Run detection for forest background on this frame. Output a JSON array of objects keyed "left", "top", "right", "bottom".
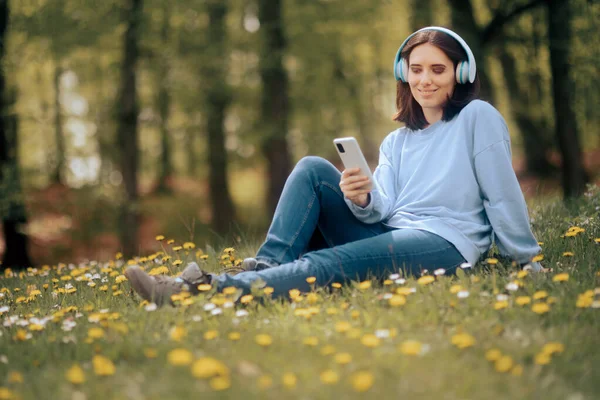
[{"left": 0, "top": 0, "right": 598, "bottom": 268}]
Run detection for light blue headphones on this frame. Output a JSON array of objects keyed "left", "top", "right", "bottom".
[{"left": 393, "top": 26, "right": 477, "bottom": 84}]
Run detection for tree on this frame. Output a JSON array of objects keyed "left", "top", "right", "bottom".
[
  {"left": 203, "top": 0, "right": 236, "bottom": 235},
  {"left": 154, "top": 4, "right": 173, "bottom": 194},
  {"left": 0, "top": 0, "right": 31, "bottom": 269},
  {"left": 546, "top": 0, "right": 589, "bottom": 198},
  {"left": 116, "top": 0, "right": 143, "bottom": 257},
  {"left": 496, "top": 14, "right": 557, "bottom": 177},
  {"left": 258, "top": 0, "right": 292, "bottom": 216}
]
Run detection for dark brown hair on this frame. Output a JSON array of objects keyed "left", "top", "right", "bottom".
[{"left": 392, "top": 30, "right": 480, "bottom": 131}]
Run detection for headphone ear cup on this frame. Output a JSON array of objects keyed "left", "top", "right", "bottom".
[
  {"left": 455, "top": 61, "right": 469, "bottom": 84},
  {"left": 398, "top": 58, "right": 408, "bottom": 82}
]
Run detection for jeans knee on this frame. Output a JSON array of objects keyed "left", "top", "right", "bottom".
[{"left": 295, "top": 156, "right": 337, "bottom": 178}]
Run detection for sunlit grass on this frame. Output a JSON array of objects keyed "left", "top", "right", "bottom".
[{"left": 1, "top": 185, "right": 599, "bottom": 400}]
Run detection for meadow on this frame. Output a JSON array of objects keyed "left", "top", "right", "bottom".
[{"left": 1, "top": 185, "right": 599, "bottom": 400}]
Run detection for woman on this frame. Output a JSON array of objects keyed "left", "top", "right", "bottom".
[{"left": 125, "top": 27, "right": 542, "bottom": 306}]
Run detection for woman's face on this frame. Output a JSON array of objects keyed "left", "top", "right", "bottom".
[{"left": 407, "top": 43, "right": 456, "bottom": 115}]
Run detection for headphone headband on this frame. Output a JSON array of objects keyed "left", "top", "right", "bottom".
[{"left": 393, "top": 26, "right": 477, "bottom": 83}]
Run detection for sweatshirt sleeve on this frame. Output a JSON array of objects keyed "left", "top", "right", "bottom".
[
  {"left": 344, "top": 134, "right": 397, "bottom": 224},
  {"left": 473, "top": 116, "right": 541, "bottom": 264}
]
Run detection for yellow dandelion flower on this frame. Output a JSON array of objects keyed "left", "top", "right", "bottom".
[
  {"left": 87, "top": 327, "right": 105, "bottom": 340},
  {"left": 170, "top": 326, "right": 187, "bottom": 342},
  {"left": 183, "top": 242, "right": 195, "bottom": 250},
  {"left": 494, "top": 301, "right": 509, "bottom": 310},
  {"left": 577, "top": 293, "right": 593, "bottom": 308},
  {"left": 320, "top": 345, "right": 336, "bottom": 356},
  {"left": 358, "top": 281, "right": 372, "bottom": 290},
  {"left": 288, "top": 289, "right": 301, "bottom": 299},
  {"left": 552, "top": 273, "right": 569, "bottom": 282},
  {"left": 449, "top": 285, "right": 463, "bottom": 294},
  {"left": 396, "top": 287, "right": 415, "bottom": 295},
  {"left": 191, "top": 357, "right": 229, "bottom": 379},
  {"left": 7, "top": 371, "right": 23, "bottom": 384},
  {"left": 383, "top": 279, "right": 393, "bottom": 285},
  {"left": 144, "top": 348, "right": 158, "bottom": 358},
  {"left": 210, "top": 375, "right": 231, "bottom": 391},
  {"left": 335, "top": 321, "right": 352, "bottom": 333},
  {"left": 115, "top": 252, "right": 123, "bottom": 260},
  {"left": 223, "top": 287, "right": 237, "bottom": 295},
  {"left": 112, "top": 290, "right": 123, "bottom": 296},
  {"left": 486, "top": 258, "right": 499, "bottom": 265},
  {"left": 399, "top": 340, "right": 422, "bottom": 356},
  {"left": 417, "top": 275, "right": 435, "bottom": 285},
  {"left": 257, "top": 375, "right": 273, "bottom": 389},
  {"left": 517, "top": 271, "right": 529, "bottom": 279},
  {"left": 562, "top": 251, "right": 574, "bottom": 257},
  {"left": 516, "top": 296, "right": 531, "bottom": 306},
  {"left": 535, "top": 352, "right": 551, "bottom": 365},
  {"left": 282, "top": 372, "right": 297, "bottom": 389},
  {"left": 331, "top": 282, "right": 342, "bottom": 289},
  {"left": 351, "top": 371, "right": 374, "bottom": 392},
  {"left": 532, "top": 255, "right": 544, "bottom": 262},
  {"left": 334, "top": 352, "right": 352, "bottom": 364},
  {"left": 155, "top": 235, "right": 165, "bottom": 241},
  {"left": 306, "top": 276, "right": 316, "bottom": 284},
  {"left": 255, "top": 334, "right": 273, "bottom": 347},
  {"left": 14, "top": 329, "right": 28, "bottom": 341},
  {"left": 511, "top": 364, "right": 523, "bottom": 376},
  {"left": 66, "top": 364, "right": 86, "bottom": 384},
  {"left": 495, "top": 355, "right": 513, "bottom": 373},
  {"left": 197, "top": 284, "right": 212, "bottom": 291},
  {"left": 228, "top": 332, "right": 241, "bottom": 341},
  {"left": 167, "top": 239, "right": 175, "bottom": 244},
  {"left": 172, "top": 246, "right": 183, "bottom": 252},
  {"left": 351, "top": 310, "right": 361, "bottom": 319},
  {"left": 533, "top": 291, "right": 548, "bottom": 300},
  {"left": 485, "top": 349, "right": 502, "bottom": 361},
  {"left": 451, "top": 333, "right": 476, "bottom": 349},
  {"left": 388, "top": 294, "right": 406, "bottom": 307},
  {"left": 240, "top": 294, "right": 253, "bottom": 304},
  {"left": 532, "top": 303, "right": 550, "bottom": 314},
  {"left": 204, "top": 330, "right": 218, "bottom": 340},
  {"left": 0, "top": 388, "right": 15, "bottom": 399},
  {"left": 542, "top": 342, "right": 564, "bottom": 355},
  {"left": 115, "top": 275, "right": 127, "bottom": 283},
  {"left": 167, "top": 348, "right": 193, "bottom": 366},
  {"left": 92, "top": 355, "right": 116, "bottom": 376},
  {"left": 360, "top": 334, "right": 380, "bottom": 348},
  {"left": 263, "top": 287, "right": 274, "bottom": 295},
  {"left": 320, "top": 369, "right": 339, "bottom": 384},
  {"left": 303, "top": 336, "right": 319, "bottom": 346},
  {"left": 173, "top": 260, "right": 183, "bottom": 266}
]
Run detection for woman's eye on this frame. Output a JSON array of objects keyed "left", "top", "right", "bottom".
[
  {"left": 433, "top": 69, "right": 445, "bottom": 74},
  {"left": 411, "top": 69, "right": 421, "bottom": 73}
]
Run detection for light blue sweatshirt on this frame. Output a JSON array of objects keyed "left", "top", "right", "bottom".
[{"left": 345, "top": 100, "right": 541, "bottom": 268}]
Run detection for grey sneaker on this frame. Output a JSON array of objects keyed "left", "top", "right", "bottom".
[
  {"left": 125, "top": 262, "right": 211, "bottom": 306},
  {"left": 241, "top": 257, "right": 279, "bottom": 271}
]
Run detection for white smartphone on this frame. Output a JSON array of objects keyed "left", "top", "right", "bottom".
[{"left": 333, "top": 137, "right": 374, "bottom": 189}]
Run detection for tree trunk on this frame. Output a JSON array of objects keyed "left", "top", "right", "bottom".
[
  {"left": 447, "top": 0, "right": 495, "bottom": 102},
  {"left": 0, "top": 0, "right": 32, "bottom": 268},
  {"left": 116, "top": 0, "right": 143, "bottom": 257},
  {"left": 155, "top": 5, "right": 172, "bottom": 194},
  {"left": 204, "top": 1, "right": 236, "bottom": 235},
  {"left": 546, "top": 0, "right": 589, "bottom": 198},
  {"left": 410, "top": 0, "right": 433, "bottom": 30},
  {"left": 258, "top": 0, "right": 292, "bottom": 216},
  {"left": 52, "top": 62, "right": 65, "bottom": 185}
]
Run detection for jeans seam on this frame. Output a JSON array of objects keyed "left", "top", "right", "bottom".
[
  {"left": 267, "top": 245, "right": 459, "bottom": 285},
  {"left": 274, "top": 191, "right": 317, "bottom": 264}
]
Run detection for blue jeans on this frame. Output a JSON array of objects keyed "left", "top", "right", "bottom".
[{"left": 211, "top": 156, "right": 466, "bottom": 298}]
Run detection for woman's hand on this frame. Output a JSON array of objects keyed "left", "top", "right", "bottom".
[{"left": 340, "top": 167, "right": 372, "bottom": 207}]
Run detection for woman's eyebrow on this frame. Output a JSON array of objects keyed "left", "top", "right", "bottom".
[{"left": 409, "top": 63, "right": 447, "bottom": 67}]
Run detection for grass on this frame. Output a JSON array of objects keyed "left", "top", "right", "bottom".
[{"left": 1, "top": 185, "right": 599, "bottom": 400}]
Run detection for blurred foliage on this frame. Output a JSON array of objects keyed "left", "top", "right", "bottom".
[{"left": 2, "top": 0, "right": 599, "bottom": 264}]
